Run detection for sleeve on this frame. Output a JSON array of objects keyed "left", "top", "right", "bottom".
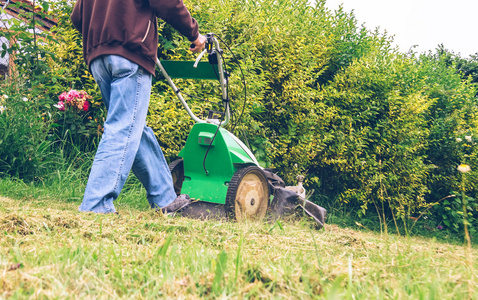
[
  {"left": 148, "top": 0, "right": 199, "bottom": 41},
  {"left": 70, "top": 0, "right": 83, "bottom": 33}
]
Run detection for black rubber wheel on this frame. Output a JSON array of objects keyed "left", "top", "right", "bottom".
[
  {"left": 168, "top": 158, "right": 184, "bottom": 196},
  {"left": 225, "top": 166, "right": 270, "bottom": 221}
]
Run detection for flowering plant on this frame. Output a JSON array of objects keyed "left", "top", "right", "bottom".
[
  {"left": 54, "top": 90, "right": 91, "bottom": 112},
  {"left": 51, "top": 87, "right": 104, "bottom": 151}
]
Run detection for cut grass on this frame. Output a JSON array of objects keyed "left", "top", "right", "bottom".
[{"left": 1, "top": 193, "right": 477, "bottom": 299}]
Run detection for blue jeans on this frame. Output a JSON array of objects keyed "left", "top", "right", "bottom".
[{"left": 79, "top": 55, "right": 176, "bottom": 214}]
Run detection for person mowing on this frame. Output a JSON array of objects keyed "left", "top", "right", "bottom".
[{"left": 70, "top": 0, "right": 206, "bottom": 214}]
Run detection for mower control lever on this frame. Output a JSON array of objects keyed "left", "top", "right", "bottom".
[
  {"left": 193, "top": 49, "right": 207, "bottom": 68},
  {"left": 193, "top": 33, "right": 217, "bottom": 68}
]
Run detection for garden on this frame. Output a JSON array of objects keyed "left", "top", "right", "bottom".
[{"left": 1, "top": 0, "right": 477, "bottom": 298}]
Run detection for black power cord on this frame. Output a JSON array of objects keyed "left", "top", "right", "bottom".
[
  {"left": 214, "top": 35, "right": 248, "bottom": 133},
  {"left": 202, "top": 101, "right": 227, "bottom": 175},
  {"left": 198, "top": 34, "right": 248, "bottom": 175}
]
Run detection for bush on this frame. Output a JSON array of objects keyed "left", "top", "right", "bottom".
[
  {"left": 419, "top": 52, "right": 478, "bottom": 202},
  {"left": 0, "top": 0, "right": 101, "bottom": 177},
  {"left": 434, "top": 192, "right": 478, "bottom": 237},
  {"left": 0, "top": 89, "right": 54, "bottom": 180},
  {"left": 313, "top": 49, "right": 433, "bottom": 217}
]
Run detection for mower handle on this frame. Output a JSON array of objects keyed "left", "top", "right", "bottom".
[{"left": 156, "top": 33, "right": 230, "bottom": 126}]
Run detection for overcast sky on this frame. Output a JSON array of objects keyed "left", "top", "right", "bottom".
[{"left": 323, "top": 0, "right": 478, "bottom": 57}]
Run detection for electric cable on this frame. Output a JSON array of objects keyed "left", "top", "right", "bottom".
[
  {"left": 201, "top": 36, "right": 228, "bottom": 175},
  {"left": 202, "top": 101, "right": 227, "bottom": 175},
  {"left": 198, "top": 35, "right": 247, "bottom": 174},
  {"left": 215, "top": 35, "right": 248, "bottom": 132}
]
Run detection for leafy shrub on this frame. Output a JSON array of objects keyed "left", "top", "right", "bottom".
[
  {"left": 419, "top": 51, "right": 478, "bottom": 205},
  {"left": 0, "top": 89, "right": 54, "bottom": 180},
  {"left": 434, "top": 192, "right": 478, "bottom": 237},
  {"left": 0, "top": 0, "right": 102, "bottom": 176},
  {"left": 314, "top": 49, "right": 433, "bottom": 217},
  {"left": 3, "top": 0, "right": 105, "bottom": 153}
]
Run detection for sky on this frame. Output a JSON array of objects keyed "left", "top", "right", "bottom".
[{"left": 323, "top": 0, "right": 478, "bottom": 57}]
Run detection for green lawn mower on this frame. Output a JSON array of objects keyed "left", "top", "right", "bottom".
[{"left": 156, "top": 34, "right": 326, "bottom": 227}]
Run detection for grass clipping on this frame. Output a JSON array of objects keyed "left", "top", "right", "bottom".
[{"left": 0, "top": 196, "right": 477, "bottom": 299}]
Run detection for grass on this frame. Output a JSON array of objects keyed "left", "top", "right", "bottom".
[
  {"left": 1, "top": 178, "right": 477, "bottom": 299},
  {"left": 325, "top": 205, "right": 470, "bottom": 246}
]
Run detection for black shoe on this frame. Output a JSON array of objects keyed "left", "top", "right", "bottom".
[{"left": 161, "top": 194, "right": 191, "bottom": 214}]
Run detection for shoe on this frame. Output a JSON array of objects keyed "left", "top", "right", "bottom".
[{"left": 161, "top": 194, "right": 191, "bottom": 214}]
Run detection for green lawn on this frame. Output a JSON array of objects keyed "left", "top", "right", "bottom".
[{"left": 1, "top": 195, "right": 476, "bottom": 299}]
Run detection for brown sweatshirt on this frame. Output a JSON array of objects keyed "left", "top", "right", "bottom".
[{"left": 70, "top": 0, "right": 199, "bottom": 75}]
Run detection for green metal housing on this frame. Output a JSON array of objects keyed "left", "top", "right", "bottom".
[{"left": 178, "top": 122, "right": 257, "bottom": 204}]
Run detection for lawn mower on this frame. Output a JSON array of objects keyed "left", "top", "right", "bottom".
[{"left": 156, "top": 33, "right": 326, "bottom": 227}]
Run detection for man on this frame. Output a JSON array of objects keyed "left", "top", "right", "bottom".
[{"left": 71, "top": 0, "right": 206, "bottom": 214}]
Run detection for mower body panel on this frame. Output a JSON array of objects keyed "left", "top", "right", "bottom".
[{"left": 179, "top": 122, "right": 257, "bottom": 204}]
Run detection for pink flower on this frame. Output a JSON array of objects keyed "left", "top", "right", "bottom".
[
  {"left": 58, "top": 92, "right": 67, "bottom": 101},
  {"left": 82, "top": 101, "right": 90, "bottom": 112},
  {"left": 66, "top": 90, "right": 80, "bottom": 101},
  {"left": 54, "top": 101, "right": 65, "bottom": 111}
]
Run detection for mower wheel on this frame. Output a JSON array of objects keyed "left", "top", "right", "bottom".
[
  {"left": 225, "top": 166, "right": 270, "bottom": 221},
  {"left": 168, "top": 159, "right": 184, "bottom": 196}
]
